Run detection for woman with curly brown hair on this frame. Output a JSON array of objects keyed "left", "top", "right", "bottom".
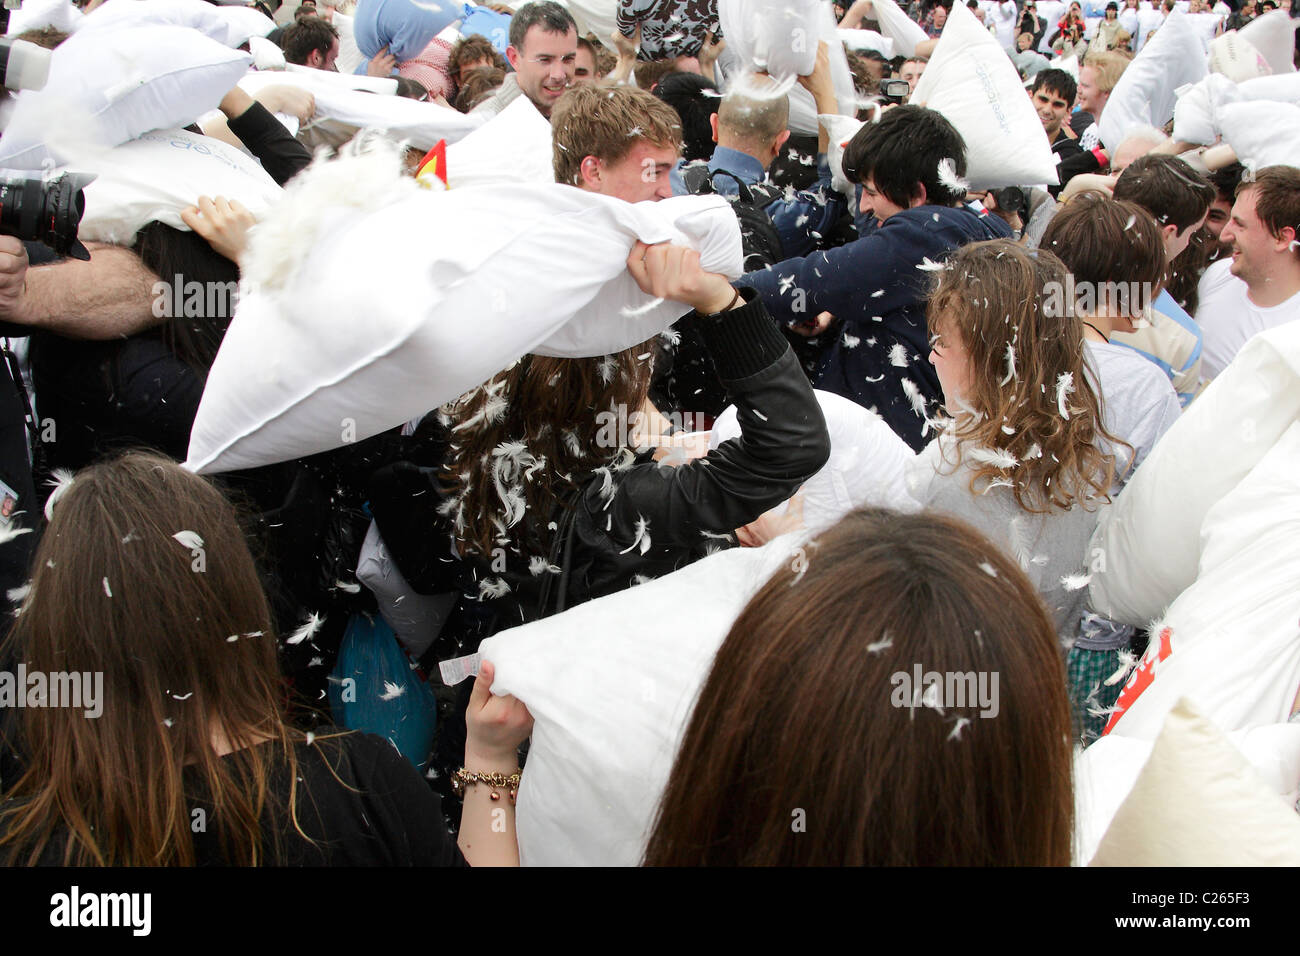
[{"left": 912, "top": 238, "right": 1120, "bottom": 641}]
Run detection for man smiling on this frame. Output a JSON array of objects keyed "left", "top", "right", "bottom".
[{"left": 474, "top": 2, "right": 578, "bottom": 118}]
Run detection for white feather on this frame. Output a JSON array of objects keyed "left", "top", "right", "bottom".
[
  {"left": 1103, "top": 648, "right": 1138, "bottom": 686},
  {"left": 478, "top": 577, "right": 511, "bottom": 599},
  {"left": 44, "top": 468, "right": 76, "bottom": 521},
  {"left": 379, "top": 681, "right": 406, "bottom": 701},
  {"left": 102, "top": 577, "right": 112, "bottom": 598},
  {"left": 900, "top": 378, "right": 928, "bottom": 418},
  {"left": 172, "top": 530, "right": 204, "bottom": 550},
  {"left": 888, "top": 343, "right": 910, "bottom": 367},
  {"left": 286, "top": 611, "right": 324, "bottom": 645},
  {"left": 1056, "top": 372, "right": 1074, "bottom": 420},
  {"left": 1060, "top": 571, "right": 1093, "bottom": 591},
  {"left": 999, "top": 342, "right": 1017, "bottom": 386},
  {"left": 936, "top": 157, "right": 969, "bottom": 195},
  {"left": 619, "top": 516, "right": 651, "bottom": 555},
  {"left": 967, "top": 446, "right": 1019, "bottom": 470},
  {"left": 0, "top": 517, "right": 32, "bottom": 546},
  {"left": 915, "top": 257, "right": 946, "bottom": 272}
]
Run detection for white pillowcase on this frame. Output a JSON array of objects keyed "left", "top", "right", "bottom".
[
  {"left": 836, "top": 28, "right": 895, "bottom": 58},
  {"left": 1099, "top": 12, "right": 1208, "bottom": 154},
  {"left": 820, "top": 112, "right": 864, "bottom": 199},
  {"left": 911, "top": 3, "right": 1059, "bottom": 188},
  {"left": 73, "top": 127, "right": 282, "bottom": 245},
  {"left": 445, "top": 95, "right": 553, "bottom": 188},
  {"left": 5, "top": 0, "right": 82, "bottom": 34},
  {"left": 185, "top": 143, "right": 743, "bottom": 474},
  {"left": 870, "top": 0, "right": 930, "bottom": 59},
  {"left": 1238, "top": 8, "right": 1297, "bottom": 75},
  {"left": 0, "top": 24, "right": 251, "bottom": 170}
]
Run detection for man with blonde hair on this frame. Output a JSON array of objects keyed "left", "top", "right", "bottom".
[{"left": 551, "top": 84, "right": 682, "bottom": 202}]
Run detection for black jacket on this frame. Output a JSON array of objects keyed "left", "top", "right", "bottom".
[{"left": 372, "top": 291, "right": 831, "bottom": 650}]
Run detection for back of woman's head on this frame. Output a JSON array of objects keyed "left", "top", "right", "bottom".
[
  {"left": 928, "top": 238, "right": 1116, "bottom": 512},
  {"left": 644, "top": 508, "right": 1074, "bottom": 866},
  {"left": 1, "top": 453, "right": 291, "bottom": 865}
]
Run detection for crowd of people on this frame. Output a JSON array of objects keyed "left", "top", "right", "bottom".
[{"left": 0, "top": 0, "right": 1296, "bottom": 868}]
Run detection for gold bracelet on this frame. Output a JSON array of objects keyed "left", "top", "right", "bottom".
[{"left": 451, "top": 767, "right": 521, "bottom": 804}]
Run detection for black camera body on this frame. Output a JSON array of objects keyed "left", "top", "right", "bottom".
[{"left": 0, "top": 172, "right": 94, "bottom": 260}]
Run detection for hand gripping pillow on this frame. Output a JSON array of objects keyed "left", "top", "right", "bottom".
[
  {"left": 0, "top": 24, "right": 251, "bottom": 171},
  {"left": 1238, "top": 8, "right": 1296, "bottom": 75},
  {"left": 73, "top": 127, "right": 282, "bottom": 245},
  {"left": 1087, "top": 701, "right": 1300, "bottom": 866},
  {"left": 185, "top": 143, "right": 743, "bottom": 474},
  {"left": 1097, "top": 421, "right": 1300, "bottom": 740},
  {"left": 911, "top": 3, "right": 1059, "bottom": 188},
  {"left": 477, "top": 536, "right": 807, "bottom": 866},
  {"left": 711, "top": 389, "right": 918, "bottom": 531},
  {"left": 445, "top": 94, "right": 554, "bottom": 188},
  {"left": 238, "top": 70, "right": 482, "bottom": 152},
  {"left": 1089, "top": 298, "right": 1300, "bottom": 626},
  {"left": 76, "top": 0, "right": 275, "bottom": 46},
  {"left": 870, "top": 0, "right": 930, "bottom": 59},
  {"left": 1098, "top": 12, "right": 1208, "bottom": 154},
  {"left": 719, "top": 0, "right": 858, "bottom": 136}
]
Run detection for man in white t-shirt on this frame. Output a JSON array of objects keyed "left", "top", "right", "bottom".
[{"left": 1195, "top": 166, "right": 1300, "bottom": 380}]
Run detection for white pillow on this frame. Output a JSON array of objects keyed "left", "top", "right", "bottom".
[
  {"left": 1089, "top": 700, "right": 1300, "bottom": 866},
  {"left": 870, "top": 0, "right": 930, "bottom": 59},
  {"left": 1172, "top": 71, "right": 1240, "bottom": 145},
  {"left": 1075, "top": 719, "right": 1300, "bottom": 864},
  {"left": 1208, "top": 31, "right": 1273, "bottom": 83},
  {"left": 1134, "top": 8, "right": 1165, "bottom": 53},
  {"left": 238, "top": 70, "right": 483, "bottom": 152},
  {"left": 551, "top": 0, "right": 619, "bottom": 43},
  {"left": 1215, "top": 99, "right": 1300, "bottom": 171},
  {"left": 719, "top": 0, "right": 858, "bottom": 136},
  {"left": 185, "top": 143, "right": 743, "bottom": 474},
  {"left": 0, "top": 24, "right": 251, "bottom": 171},
  {"left": 1050, "top": 53, "right": 1080, "bottom": 79},
  {"left": 248, "top": 35, "right": 287, "bottom": 72},
  {"left": 836, "top": 28, "right": 895, "bottom": 58},
  {"left": 820, "top": 112, "right": 865, "bottom": 198},
  {"left": 480, "top": 535, "right": 806, "bottom": 865},
  {"left": 1099, "top": 12, "right": 1208, "bottom": 154},
  {"left": 1089, "top": 320, "right": 1300, "bottom": 626},
  {"left": 72, "top": 127, "right": 282, "bottom": 245},
  {"left": 911, "top": 3, "right": 1059, "bottom": 188},
  {"left": 76, "top": 0, "right": 275, "bottom": 46},
  {"left": 1099, "top": 421, "right": 1300, "bottom": 740},
  {"left": 5, "top": 0, "right": 82, "bottom": 35},
  {"left": 1238, "top": 8, "right": 1297, "bottom": 75},
  {"left": 445, "top": 94, "right": 553, "bottom": 189},
  {"left": 712, "top": 389, "right": 918, "bottom": 531}
]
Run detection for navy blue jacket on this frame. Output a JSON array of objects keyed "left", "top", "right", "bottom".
[{"left": 744, "top": 203, "right": 1012, "bottom": 451}]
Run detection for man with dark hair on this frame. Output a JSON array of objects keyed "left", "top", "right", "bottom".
[
  {"left": 652, "top": 72, "right": 718, "bottom": 163},
  {"left": 1196, "top": 165, "right": 1300, "bottom": 379},
  {"left": 743, "top": 106, "right": 1012, "bottom": 451},
  {"left": 280, "top": 16, "right": 340, "bottom": 71},
  {"left": 474, "top": 1, "right": 577, "bottom": 118},
  {"left": 1028, "top": 68, "right": 1103, "bottom": 196},
  {"left": 1205, "top": 162, "right": 1246, "bottom": 253},
  {"left": 1111, "top": 154, "right": 1216, "bottom": 404}
]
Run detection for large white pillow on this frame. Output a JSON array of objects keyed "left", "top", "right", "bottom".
[
  {"left": 1239, "top": 8, "right": 1297, "bottom": 75},
  {"left": 1215, "top": 100, "right": 1300, "bottom": 171},
  {"left": 238, "top": 69, "right": 481, "bottom": 152},
  {"left": 1088, "top": 700, "right": 1300, "bottom": 866},
  {"left": 444, "top": 94, "right": 553, "bottom": 188},
  {"left": 76, "top": 0, "right": 275, "bottom": 46},
  {"left": 1097, "top": 421, "right": 1300, "bottom": 740},
  {"left": 836, "top": 28, "right": 895, "bottom": 58},
  {"left": 185, "top": 143, "right": 743, "bottom": 474},
  {"left": 1089, "top": 320, "right": 1300, "bottom": 625},
  {"left": 1098, "top": 12, "right": 1207, "bottom": 154},
  {"left": 73, "top": 127, "right": 282, "bottom": 245},
  {"left": 478, "top": 535, "right": 806, "bottom": 866},
  {"left": 870, "top": 0, "right": 930, "bottom": 59},
  {"left": 712, "top": 389, "right": 918, "bottom": 531},
  {"left": 0, "top": 24, "right": 251, "bottom": 170},
  {"left": 911, "top": 3, "right": 1059, "bottom": 188}
]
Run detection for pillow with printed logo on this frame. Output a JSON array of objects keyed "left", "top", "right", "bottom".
[
  {"left": 0, "top": 24, "right": 251, "bottom": 171},
  {"left": 73, "top": 127, "right": 283, "bottom": 245},
  {"left": 1238, "top": 8, "right": 1296, "bottom": 75},
  {"left": 911, "top": 3, "right": 1059, "bottom": 188},
  {"left": 185, "top": 142, "right": 743, "bottom": 474}
]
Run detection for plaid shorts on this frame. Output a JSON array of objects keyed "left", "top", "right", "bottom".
[{"left": 1067, "top": 646, "right": 1126, "bottom": 746}]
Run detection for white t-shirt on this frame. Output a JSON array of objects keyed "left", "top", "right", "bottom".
[
  {"left": 1085, "top": 340, "right": 1181, "bottom": 490},
  {"left": 1195, "top": 259, "right": 1300, "bottom": 381}
]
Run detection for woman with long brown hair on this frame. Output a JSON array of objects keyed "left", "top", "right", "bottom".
[
  {"left": 0, "top": 452, "right": 530, "bottom": 866},
  {"left": 644, "top": 508, "right": 1074, "bottom": 866},
  {"left": 914, "top": 238, "right": 1119, "bottom": 641}
]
